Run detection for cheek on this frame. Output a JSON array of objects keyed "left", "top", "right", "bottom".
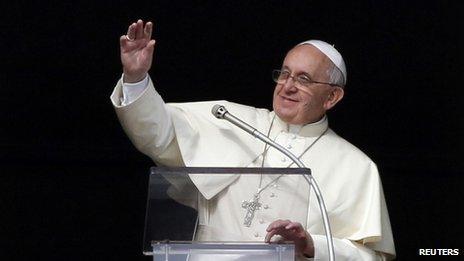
[
  {"left": 272, "top": 86, "right": 282, "bottom": 105},
  {"left": 301, "top": 92, "right": 326, "bottom": 113},
  {"left": 300, "top": 93, "right": 313, "bottom": 108},
  {"left": 273, "top": 85, "right": 282, "bottom": 96},
  {"left": 299, "top": 94, "right": 322, "bottom": 116}
]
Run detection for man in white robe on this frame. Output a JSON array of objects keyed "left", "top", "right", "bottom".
[{"left": 111, "top": 19, "right": 396, "bottom": 260}]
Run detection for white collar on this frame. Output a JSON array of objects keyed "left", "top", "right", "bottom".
[{"left": 274, "top": 114, "right": 329, "bottom": 138}]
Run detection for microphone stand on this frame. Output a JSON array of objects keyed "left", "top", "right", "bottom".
[{"left": 212, "top": 105, "right": 335, "bottom": 261}]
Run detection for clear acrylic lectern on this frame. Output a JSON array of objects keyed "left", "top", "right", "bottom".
[{"left": 143, "top": 167, "right": 312, "bottom": 261}]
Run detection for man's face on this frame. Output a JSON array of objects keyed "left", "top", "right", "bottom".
[{"left": 273, "top": 45, "right": 340, "bottom": 125}]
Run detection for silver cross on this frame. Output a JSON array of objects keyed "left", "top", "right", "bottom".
[{"left": 241, "top": 193, "right": 261, "bottom": 227}]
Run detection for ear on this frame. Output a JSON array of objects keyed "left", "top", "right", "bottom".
[{"left": 324, "top": 87, "right": 344, "bottom": 110}]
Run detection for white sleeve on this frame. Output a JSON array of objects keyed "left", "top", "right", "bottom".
[
  {"left": 121, "top": 74, "right": 149, "bottom": 106},
  {"left": 305, "top": 235, "right": 388, "bottom": 261},
  {"left": 110, "top": 76, "right": 178, "bottom": 162}
]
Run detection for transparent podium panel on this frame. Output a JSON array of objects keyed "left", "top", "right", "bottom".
[
  {"left": 151, "top": 241, "right": 294, "bottom": 261},
  {"left": 143, "top": 167, "right": 311, "bottom": 260}
]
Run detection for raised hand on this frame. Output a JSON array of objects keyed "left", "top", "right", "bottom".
[
  {"left": 265, "top": 219, "right": 315, "bottom": 257},
  {"left": 120, "top": 19, "right": 156, "bottom": 83}
]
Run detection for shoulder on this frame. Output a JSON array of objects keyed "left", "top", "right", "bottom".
[
  {"left": 324, "top": 128, "right": 376, "bottom": 167},
  {"left": 314, "top": 129, "right": 381, "bottom": 192},
  {"left": 168, "top": 100, "right": 269, "bottom": 114},
  {"left": 167, "top": 100, "right": 271, "bottom": 126}
]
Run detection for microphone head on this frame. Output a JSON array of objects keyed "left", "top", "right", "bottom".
[{"left": 212, "top": 104, "right": 227, "bottom": 119}]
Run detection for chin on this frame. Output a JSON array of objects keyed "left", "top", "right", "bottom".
[{"left": 274, "top": 107, "right": 297, "bottom": 123}]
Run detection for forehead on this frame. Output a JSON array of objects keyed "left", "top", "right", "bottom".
[{"left": 282, "top": 45, "right": 331, "bottom": 76}]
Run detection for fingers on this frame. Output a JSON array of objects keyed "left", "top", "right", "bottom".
[
  {"left": 126, "top": 22, "right": 137, "bottom": 41},
  {"left": 265, "top": 219, "right": 291, "bottom": 242},
  {"left": 120, "top": 35, "right": 127, "bottom": 46},
  {"left": 265, "top": 220, "right": 305, "bottom": 242},
  {"left": 124, "top": 19, "right": 153, "bottom": 42},
  {"left": 264, "top": 219, "right": 313, "bottom": 256},
  {"left": 266, "top": 219, "right": 291, "bottom": 232},
  {"left": 285, "top": 222, "right": 304, "bottom": 231},
  {"left": 135, "top": 19, "right": 144, "bottom": 40},
  {"left": 144, "top": 39, "right": 156, "bottom": 59},
  {"left": 265, "top": 229, "right": 278, "bottom": 243},
  {"left": 144, "top": 21, "right": 153, "bottom": 40}
]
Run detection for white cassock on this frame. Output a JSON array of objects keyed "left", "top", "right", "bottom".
[{"left": 111, "top": 76, "right": 396, "bottom": 260}]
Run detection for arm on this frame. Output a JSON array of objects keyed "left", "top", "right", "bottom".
[
  {"left": 112, "top": 21, "right": 250, "bottom": 198},
  {"left": 111, "top": 19, "right": 183, "bottom": 166}
]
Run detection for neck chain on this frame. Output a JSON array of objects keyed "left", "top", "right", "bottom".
[{"left": 241, "top": 115, "right": 329, "bottom": 227}]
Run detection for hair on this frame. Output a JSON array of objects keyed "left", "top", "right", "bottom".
[{"left": 326, "top": 61, "right": 346, "bottom": 88}]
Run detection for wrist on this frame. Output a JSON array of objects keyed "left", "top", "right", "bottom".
[
  {"left": 302, "top": 245, "right": 315, "bottom": 258},
  {"left": 301, "top": 232, "right": 315, "bottom": 258},
  {"left": 123, "top": 72, "right": 147, "bottom": 83}
]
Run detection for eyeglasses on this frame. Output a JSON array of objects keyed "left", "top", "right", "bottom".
[{"left": 272, "top": 69, "right": 340, "bottom": 88}]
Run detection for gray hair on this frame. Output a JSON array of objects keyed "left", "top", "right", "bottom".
[
  {"left": 298, "top": 40, "right": 347, "bottom": 88},
  {"left": 327, "top": 61, "right": 346, "bottom": 88}
]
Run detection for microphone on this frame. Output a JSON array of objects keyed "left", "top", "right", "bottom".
[
  {"left": 212, "top": 105, "right": 273, "bottom": 144},
  {"left": 212, "top": 104, "right": 335, "bottom": 260}
]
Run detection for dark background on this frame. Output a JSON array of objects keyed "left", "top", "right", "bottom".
[{"left": 1, "top": 1, "right": 462, "bottom": 260}]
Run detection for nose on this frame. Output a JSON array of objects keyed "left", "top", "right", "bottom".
[{"left": 282, "top": 76, "right": 298, "bottom": 92}]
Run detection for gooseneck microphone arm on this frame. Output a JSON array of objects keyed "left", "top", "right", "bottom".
[{"left": 212, "top": 104, "right": 335, "bottom": 261}]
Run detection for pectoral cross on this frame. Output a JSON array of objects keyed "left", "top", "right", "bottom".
[{"left": 241, "top": 193, "right": 261, "bottom": 227}]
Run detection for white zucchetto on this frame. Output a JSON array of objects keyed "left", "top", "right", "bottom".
[{"left": 298, "top": 40, "right": 347, "bottom": 85}]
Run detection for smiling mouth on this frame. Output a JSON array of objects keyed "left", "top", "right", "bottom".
[{"left": 280, "top": 95, "right": 298, "bottom": 102}]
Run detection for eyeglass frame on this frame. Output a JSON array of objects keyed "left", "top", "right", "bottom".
[{"left": 272, "top": 69, "right": 342, "bottom": 88}]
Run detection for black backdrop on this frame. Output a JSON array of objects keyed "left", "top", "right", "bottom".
[{"left": 2, "top": 1, "right": 463, "bottom": 260}]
